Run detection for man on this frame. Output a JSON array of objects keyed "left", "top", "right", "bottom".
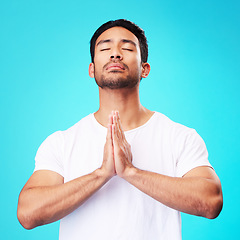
[{"left": 17, "top": 19, "right": 223, "bottom": 240}]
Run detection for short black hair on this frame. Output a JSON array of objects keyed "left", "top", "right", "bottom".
[{"left": 90, "top": 19, "right": 148, "bottom": 63}]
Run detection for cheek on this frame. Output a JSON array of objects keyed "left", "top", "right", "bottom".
[
  {"left": 93, "top": 57, "right": 104, "bottom": 69},
  {"left": 95, "top": 51, "right": 109, "bottom": 61},
  {"left": 94, "top": 56, "right": 108, "bottom": 70},
  {"left": 127, "top": 54, "right": 141, "bottom": 67},
  {"left": 129, "top": 59, "right": 142, "bottom": 72}
]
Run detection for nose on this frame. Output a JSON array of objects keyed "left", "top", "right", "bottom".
[{"left": 110, "top": 47, "right": 123, "bottom": 61}]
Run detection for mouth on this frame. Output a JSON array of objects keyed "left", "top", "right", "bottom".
[{"left": 105, "top": 63, "right": 125, "bottom": 71}]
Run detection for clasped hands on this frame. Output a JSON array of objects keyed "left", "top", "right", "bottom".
[{"left": 101, "top": 111, "right": 134, "bottom": 179}]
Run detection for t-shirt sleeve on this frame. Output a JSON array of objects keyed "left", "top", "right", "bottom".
[
  {"left": 34, "top": 131, "right": 64, "bottom": 176},
  {"left": 175, "top": 129, "right": 212, "bottom": 177}
]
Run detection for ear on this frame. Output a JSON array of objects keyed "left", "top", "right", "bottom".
[
  {"left": 141, "top": 62, "right": 151, "bottom": 78},
  {"left": 89, "top": 63, "right": 95, "bottom": 78}
]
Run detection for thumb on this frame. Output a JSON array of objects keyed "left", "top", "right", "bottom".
[{"left": 106, "top": 114, "right": 113, "bottom": 144}]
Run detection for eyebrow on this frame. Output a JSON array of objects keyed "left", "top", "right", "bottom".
[{"left": 96, "top": 39, "right": 137, "bottom": 47}]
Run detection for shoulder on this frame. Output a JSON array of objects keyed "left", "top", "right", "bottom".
[
  {"left": 39, "top": 114, "right": 94, "bottom": 146},
  {"left": 60, "top": 113, "right": 94, "bottom": 136},
  {"left": 65, "top": 114, "right": 93, "bottom": 131},
  {"left": 153, "top": 111, "right": 195, "bottom": 135},
  {"left": 152, "top": 112, "right": 205, "bottom": 149}
]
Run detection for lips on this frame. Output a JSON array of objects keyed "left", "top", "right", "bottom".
[{"left": 106, "top": 63, "right": 125, "bottom": 70}]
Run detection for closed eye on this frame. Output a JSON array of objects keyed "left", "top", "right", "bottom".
[
  {"left": 122, "top": 48, "right": 133, "bottom": 51},
  {"left": 100, "top": 48, "right": 111, "bottom": 51}
]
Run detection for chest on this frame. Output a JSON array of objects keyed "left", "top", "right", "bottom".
[{"left": 63, "top": 129, "right": 176, "bottom": 182}]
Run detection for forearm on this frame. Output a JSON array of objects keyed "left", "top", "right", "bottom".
[
  {"left": 123, "top": 167, "right": 223, "bottom": 219},
  {"left": 17, "top": 169, "right": 110, "bottom": 229}
]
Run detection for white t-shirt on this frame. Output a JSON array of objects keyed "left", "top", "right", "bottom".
[{"left": 35, "top": 112, "right": 211, "bottom": 240}]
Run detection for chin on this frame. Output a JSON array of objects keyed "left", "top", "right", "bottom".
[{"left": 96, "top": 76, "right": 140, "bottom": 90}]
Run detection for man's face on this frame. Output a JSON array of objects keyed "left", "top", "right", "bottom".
[{"left": 89, "top": 27, "right": 144, "bottom": 89}]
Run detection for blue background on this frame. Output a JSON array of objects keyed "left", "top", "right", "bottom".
[{"left": 1, "top": 0, "right": 239, "bottom": 239}]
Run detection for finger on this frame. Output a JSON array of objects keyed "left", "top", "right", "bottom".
[
  {"left": 112, "top": 124, "right": 117, "bottom": 146},
  {"left": 112, "top": 121, "right": 122, "bottom": 147},
  {"left": 115, "top": 111, "right": 126, "bottom": 141},
  {"left": 109, "top": 113, "right": 113, "bottom": 124},
  {"left": 116, "top": 112, "right": 124, "bottom": 134},
  {"left": 106, "top": 124, "right": 112, "bottom": 143},
  {"left": 113, "top": 114, "right": 121, "bottom": 140},
  {"left": 106, "top": 114, "right": 113, "bottom": 142}
]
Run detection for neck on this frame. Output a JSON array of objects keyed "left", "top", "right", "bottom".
[{"left": 94, "top": 84, "right": 154, "bottom": 131}]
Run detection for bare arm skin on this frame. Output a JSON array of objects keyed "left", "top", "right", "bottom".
[
  {"left": 17, "top": 118, "right": 116, "bottom": 230},
  {"left": 17, "top": 170, "right": 109, "bottom": 229},
  {"left": 18, "top": 112, "right": 222, "bottom": 230},
  {"left": 123, "top": 166, "right": 223, "bottom": 219},
  {"left": 112, "top": 111, "right": 223, "bottom": 219}
]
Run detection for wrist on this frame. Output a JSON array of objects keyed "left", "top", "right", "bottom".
[
  {"left": 122, "top": 166, "right": 138, "bottom": 180},
  {"left": 95, "top": 167, "right": 114, "bottom": 182}
]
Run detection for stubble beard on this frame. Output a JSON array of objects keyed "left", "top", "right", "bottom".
[
  {"left": 95, "top": 74, "right": 140, "bottom": 89},
  {"left": 94, "top": 64, "right": 141, "bottom": 89}
]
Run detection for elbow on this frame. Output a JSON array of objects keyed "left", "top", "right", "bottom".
[
  {"left": 17, "top": 201, "right": 41, "bottom": 230},
  {"left": 17, "top": 190, "right": 44, "bottom": 230},
  {"left": 17, "top": 207, "right": 37, "bottom": 230},
  {"left": 203, "top": 194, "right": 223, "bottom": 219}
]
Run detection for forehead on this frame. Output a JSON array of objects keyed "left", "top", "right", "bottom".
[{"left": 95, "top": 27, "right": 139, "bottom": 47}]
